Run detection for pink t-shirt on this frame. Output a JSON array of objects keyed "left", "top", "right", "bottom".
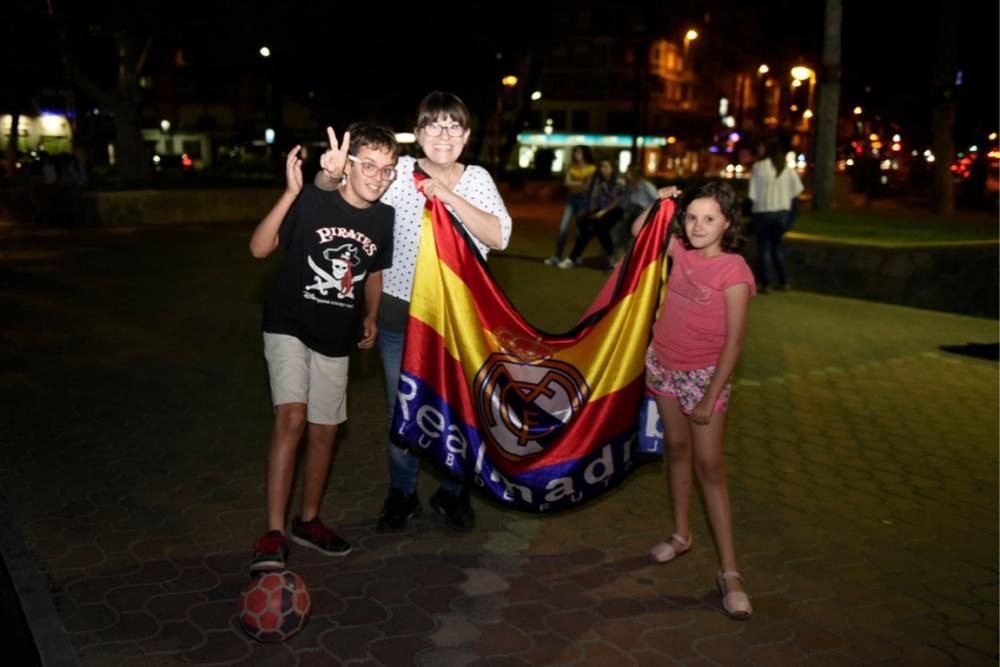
[{"left": 651, "top": 239, "right": 756, "bottom": 370}]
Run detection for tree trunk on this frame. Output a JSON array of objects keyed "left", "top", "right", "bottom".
[
  {"left": 5, "top": 108, "right": 20, "bottom": 179},
  {"left": 112, "top": 91, "right": 150, "bottom": 185},
  {"left": 46, "top": 5, "right": 153, "bottom": 186},
  {"left": 931, "top": 0, "right": 959, "bottom": 215},
  {"left": 111, "top": 32, "right": 151, "bottom": 185},
  {"left": 812, "top": 0, "right": 842, "bottom": 211}
]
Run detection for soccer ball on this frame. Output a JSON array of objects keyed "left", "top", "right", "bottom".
[{"left": 238, "top": 570, "right": 311, "bottom": 642}]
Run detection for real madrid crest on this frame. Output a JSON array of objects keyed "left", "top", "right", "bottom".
[{"left": 473, "top": 351, "right": 590, "bottom": 461}]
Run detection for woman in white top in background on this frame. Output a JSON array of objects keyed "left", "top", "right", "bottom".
[
  {"left": 747, "top": 138, "right": 803, "bottom": 293},
  {"left": 316, "top": 91, "right": 512, "bottom": 533}
]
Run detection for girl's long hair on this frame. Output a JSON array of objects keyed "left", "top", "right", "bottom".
[{"left": 674, "top": 181, "right": 746, "bottom": 253}]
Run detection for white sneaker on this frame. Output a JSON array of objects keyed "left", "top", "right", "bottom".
[
  {"left": 557, "top": 258, "right": 574, "bottom": 269},
  {"left": 543, "top": 256, "right": 560, "bottom": 266}
]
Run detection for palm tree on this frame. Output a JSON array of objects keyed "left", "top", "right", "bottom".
[
  {"left": 930, "top": 0, "right": 959, "bottom": 216},
  {"left": 812, "top": 0, "right": 842, "bottom": 211}
]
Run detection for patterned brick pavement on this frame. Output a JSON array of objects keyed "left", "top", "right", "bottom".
[{"left": 0, "top": 208, "right": 996, "bottom": 666}]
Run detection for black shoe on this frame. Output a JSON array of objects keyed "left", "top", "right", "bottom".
[
  {"left": 430, "top": 487, "right": 475, "bottom": 531},
  {"left": 376, "top": 488, "right": 422, "bottom": 532},
  {"left": 290, "top": 515, "right": 352, "bottom": 556}
]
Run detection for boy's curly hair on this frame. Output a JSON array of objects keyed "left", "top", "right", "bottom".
[
  {"left": 346, "top": 121, "right": 400, "bottom": 159},
  {"left": 674, "top": 181, "right": 746, "bottom": 253}
]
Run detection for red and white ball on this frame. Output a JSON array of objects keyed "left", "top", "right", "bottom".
[{"left": 238, "top": 570, "right": 311, "bottom": 642}]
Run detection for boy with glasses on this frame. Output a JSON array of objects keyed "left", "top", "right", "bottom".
[
  {"left": 247, "top": 122, "right": 399, "bottom": 572},
  {"left": 316, "top": 91, "right": 513, "bottom": 533}
]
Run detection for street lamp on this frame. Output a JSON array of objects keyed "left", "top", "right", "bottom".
[
  {"left": 494, "top": 75, "right": 518, "bottom": 175},
  {"left": 790, "top": 65, "right": 816, "bottom": 126},
  {"left": 790, "top": 65, "right": 814, "bottom": 82},
  {"left": 789, "top": 65, "right": 817, "bottom": 167},
  {"left": 683, "top": 29, "right": 698, "bottom": 61}
]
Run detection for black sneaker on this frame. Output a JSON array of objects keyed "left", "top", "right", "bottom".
[
  {"left": 289, "top": 516, "right": 352, "bottom": 556},
  {"left": 430, "top": 487, "right": 475, "bottom": 531},
  {"left": 250, "top": 530, "right": 289, "bottom": 573},
  {"left": 376, "top": 488, "right": 422, "bottom": 532}
]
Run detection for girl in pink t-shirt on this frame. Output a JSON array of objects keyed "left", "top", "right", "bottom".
[{"left": 630, "top": 181, "right": 756, "bottom": 619}]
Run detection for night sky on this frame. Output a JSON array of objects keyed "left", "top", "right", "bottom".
[{"left": 7, "top": 0, "right": 997, "bottom": 147}]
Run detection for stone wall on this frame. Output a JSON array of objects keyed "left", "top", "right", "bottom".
[
  {"left": 86, "top": 188, "right": 282, "bottom": 226},
  {"left": 2, "top": 187, "right": 995, "bottom": 318},
  {"left": 744, "top": 236, "right": 999, "bottom": 318}
]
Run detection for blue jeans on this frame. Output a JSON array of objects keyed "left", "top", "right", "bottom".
[
  {"left": 553, "top": 194, "right": 589, "bottom": 258},
  {"left": 378, "top": 327, "right": 463, "bottom": 495},
  {"left": 752, "top": 211, "right": 790, "bottom": 288}
]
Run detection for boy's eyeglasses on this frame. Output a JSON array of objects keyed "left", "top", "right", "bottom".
[
  {"left": 347, "top": 154, "right": 397, "bottom": 181},
  {"left": 422, "top": 122, "right": 466, "bottom": 137}
]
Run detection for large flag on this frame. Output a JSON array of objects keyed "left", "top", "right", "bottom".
[{"left": 391, "top": 175, "right": 673, "bottom": 512}]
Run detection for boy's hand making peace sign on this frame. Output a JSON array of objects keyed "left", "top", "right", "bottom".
[{"left": 319, "top": 126, "right": 351, "bottom": 185}]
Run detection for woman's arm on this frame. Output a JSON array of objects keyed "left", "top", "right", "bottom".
[
  {"left": 565, "top": 166, "right": 593, "bottom": 194},
  {"left": 689, "top": 282, "right": 751, "bottom": 426},
  {"left": 594, "top": 183, "right": 625, "bottom": 218},
  {"left": 419, "top": 168, "right": 512, "bottom": 250}
]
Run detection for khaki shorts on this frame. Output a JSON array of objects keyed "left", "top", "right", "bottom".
[{"left": 263, "top": 333, "right": 348, "bottom": 425}]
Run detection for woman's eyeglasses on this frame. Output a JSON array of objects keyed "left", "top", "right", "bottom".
[
  {"left": 347, "top": 154, "right": 397, "bottom": 181},
  {"left": 422, "top": 122, "right": 466, "bottom": 137}
]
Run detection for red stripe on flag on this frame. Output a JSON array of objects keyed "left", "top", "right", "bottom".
[
  {"left": 485, "top": 378, "right": 645, "bottom": 477},
  {"left": 404, "top": 310, "right": 645, "bottom": 478},
  {"left": 402, "top": 316, "right": 479, "bottom": 424}
]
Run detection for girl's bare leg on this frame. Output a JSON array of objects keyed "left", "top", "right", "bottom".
[
  {"left": 656, "top": 394, "right": 695, "bottom": 544},
  {"left": 691, "top": 412, "right": 744, "bottom": 593}
]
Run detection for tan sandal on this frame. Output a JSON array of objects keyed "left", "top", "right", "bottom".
[
  {"left": 717, "top": 571, "right": 752, "bottom": 619},
  {"left": 649, "top": 532, "right": 692, "bottom": 563}
]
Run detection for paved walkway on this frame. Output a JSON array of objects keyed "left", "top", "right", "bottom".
[{"left": 0, "top": 205, "right": 997, "bottom": 666}]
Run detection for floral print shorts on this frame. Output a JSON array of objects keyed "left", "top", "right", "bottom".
[{"left": 644, "top": 346, "right": 731, "bottom": 415}]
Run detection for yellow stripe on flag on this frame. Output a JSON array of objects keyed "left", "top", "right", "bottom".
[{"left": 409, "top": 207, "right": 668, "bottom": 400}]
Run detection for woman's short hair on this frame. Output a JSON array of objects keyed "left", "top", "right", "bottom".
[{"left": 415, "top": 91, "right": 470, "bottom": 130}]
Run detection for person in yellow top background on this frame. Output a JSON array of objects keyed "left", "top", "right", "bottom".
[{"left": 544, "top": 145, "right": 596, "bottom": 266}]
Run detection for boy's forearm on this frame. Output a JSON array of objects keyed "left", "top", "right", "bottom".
[
  {"left": 364, "top": 272, "right": 382, "bottom": 319},
  {"left": 249, "top": 191, "right": 297, "bottom": 258},
  {"left": 314, "top": 169, "right": 343, "bottom": 192}
]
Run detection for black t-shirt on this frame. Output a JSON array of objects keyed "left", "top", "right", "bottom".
[{"left": 262, "top": 184, "right": 394, "bottom": 357}]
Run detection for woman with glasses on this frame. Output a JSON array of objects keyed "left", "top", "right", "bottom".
[{"left": 316, "top": 91, "right": 512, "bottom": 533}]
